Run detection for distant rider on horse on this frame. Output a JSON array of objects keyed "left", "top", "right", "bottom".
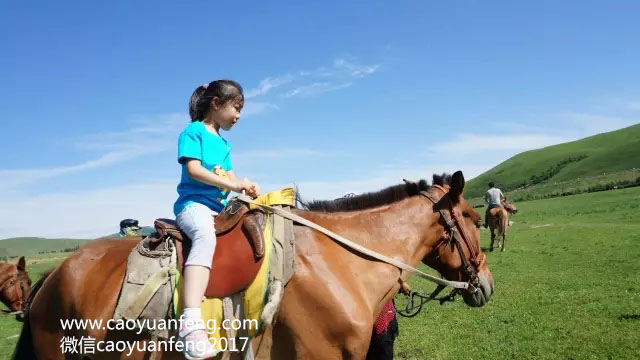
[{"left": 484, "top": 182, "right": 505, "bottom": 228}]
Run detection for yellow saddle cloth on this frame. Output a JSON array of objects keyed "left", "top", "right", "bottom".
[{"left": 173, "top": 187, "right": 295, "bottom": 344}]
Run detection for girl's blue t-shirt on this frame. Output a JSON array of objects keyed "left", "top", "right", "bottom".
[{"left": 173, "top": 121, "right": 233, "bottom": 216}]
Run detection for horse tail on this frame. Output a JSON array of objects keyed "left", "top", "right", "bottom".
[{"left": 11, "top": 269, "right": 54, "bottom": 360}]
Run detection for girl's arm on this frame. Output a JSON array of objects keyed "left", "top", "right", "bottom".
[
  {"left": 185, "top": 159, "right": 243, "bottom": 192},
  {"left": 227, "top": 170, "right": 238, "bottom": 184}
]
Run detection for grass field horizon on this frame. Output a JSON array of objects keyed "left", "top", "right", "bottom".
[{"left": 1, "top": 187, "right": 639, "bottom": 359}]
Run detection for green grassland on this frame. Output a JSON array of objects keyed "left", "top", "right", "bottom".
[
  {"left": 465, "top": 123, "right": 640, "bottom": 198},
  {"left": 396, "top": 186, "right": 640, "bottom": 359},
  {"left": 2, "top": 188, "right": 639, "bottom": 359},
  {"left": 0, "top": 237, "right": 91, "bottom": 258}
]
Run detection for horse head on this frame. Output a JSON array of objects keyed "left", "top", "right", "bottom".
[
  {"left": 0, "top": 256, "right": 30, "bottom": 320},
  {"left": 421, "top": 171, "right": 494, "bottom": 307},
  {"left": 503, "top": 200, "right": 518, "bottom": 214},
  {"left": 16, "top": 257, "right": 31, "bottom": 315}
]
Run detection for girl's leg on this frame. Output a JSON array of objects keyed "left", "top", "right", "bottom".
[
  {"left": 183, "top": 266, "right": 210, "bottom": 308},
  {"left": 178, "top": 202, "right": 218, "bottom": 302},
  {"left": 176, "top": 202, "right": 218, "bottom": 359}
]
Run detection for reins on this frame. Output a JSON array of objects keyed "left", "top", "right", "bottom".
[{"left": 236, "top": 192, "right": 475, "bottom": 290}]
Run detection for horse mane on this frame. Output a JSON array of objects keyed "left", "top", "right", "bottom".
[{"left": 297, "top": 173, "right": 452, "bottom": 213}]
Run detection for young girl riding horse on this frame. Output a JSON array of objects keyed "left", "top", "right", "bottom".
[{"left": 174, "top": 80, "right": 260, "bottom": 359}]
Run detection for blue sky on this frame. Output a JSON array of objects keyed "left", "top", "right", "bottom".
[{"left": 1, "top": 1, "right": 640, "bottom": 238}]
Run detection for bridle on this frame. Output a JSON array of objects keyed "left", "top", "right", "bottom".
[
  {"left": 422, "top": 185, "right": 486, "bottom": 287},
  {"left": 0, "top": 268, "right": 24, "bottom": 315},
  {"left": 396, "top": 185, "right": 486, "bottom": 317}
]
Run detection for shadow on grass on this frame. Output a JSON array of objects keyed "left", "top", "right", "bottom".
[{"left": 619, "top": 314, "right": 640, "bottom": 321}]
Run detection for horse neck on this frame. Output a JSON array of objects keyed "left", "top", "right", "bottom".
[
  {"left": 303, "top": 195, "right": 443, "bottom": 309},
  {"left": 357, "top": 196, "right": 441, "bottom": 264}
]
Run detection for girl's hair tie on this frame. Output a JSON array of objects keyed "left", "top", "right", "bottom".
[{"left": 202, "top": 83, "right": 209, "bottom": 89}]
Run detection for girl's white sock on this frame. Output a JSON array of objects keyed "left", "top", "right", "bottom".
[{"left": 182, "top": 307, "right": 203, "bottom": 330}]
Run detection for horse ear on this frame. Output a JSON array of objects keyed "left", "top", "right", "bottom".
[
  {"left": 17, "top": 256, "right": 26, "bottom": 271},
  {"left": 449, "top": 171, "right": 465, "bottom": 202}
]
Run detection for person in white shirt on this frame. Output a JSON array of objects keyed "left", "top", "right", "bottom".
[{"left": 484, "top": 182, "right": 505, "bottom": 228}]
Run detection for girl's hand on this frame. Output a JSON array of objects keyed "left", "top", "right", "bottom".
[
  {"left": 237, "top": 178, "right": 260, "bottom": 198},
  {"left": 247, "top": 181, "right": 261, "bottom": 198},
  {"left": 232, "top": 178, "right": 248, "bottom": 193}
]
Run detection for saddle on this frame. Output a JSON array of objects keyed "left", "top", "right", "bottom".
[{"left": 154, "top": 200, "right": 266, "bottom": 298}]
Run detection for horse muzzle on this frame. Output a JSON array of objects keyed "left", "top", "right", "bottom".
[{"left": 462, "top": 271, "right": 494, "bottom": 307}]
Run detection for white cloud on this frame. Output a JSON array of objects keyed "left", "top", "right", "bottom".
[
  {"left": 429, "top": 133, "right": 568, "bottom": 155},
  {"left": 0, "top": 179, "right": 177, "bottom": 239},
  {"left": 565, "top": 112, "right": 636, "bottom": 135},
  {"left": 76, "top": 113, "right": 186, "bottom": 150},
  {"left": 246, "top": 57, "right": 379, "bottom": 100},
  {"left": 242, "top": 101, "right": 278, "bottom": 117},
  {"left": 0, "top": 149, "right": 156, "bottom": 188},
  {"left": 0, "top": 106, "right": 285, "bottom": 192},
  {"left": 333, "top": 58, "right": 380, "bottom": 78},
  {"left": 245, "top": 76, "right": 293, "bottom": 99},
  {"left": 0, "top": 113, "right": 186, "bottom": 191},
  {"left": 284, "top": 82, "right": 352, "bottom": 98}
]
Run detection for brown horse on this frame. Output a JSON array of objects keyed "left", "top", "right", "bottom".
[
  {"left": 13, "top": 171, "right": 493, "bottom": 360},
  {"left": 488, "top": 200, "right": 517, "bottom": 252},
  {"left": 1, "top": 256, "right": 31, "bottom": 321}
]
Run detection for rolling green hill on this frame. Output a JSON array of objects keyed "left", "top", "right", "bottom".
[
  {"left": 1, "top": 226, "right": 155, "bottom": 258},
  {"left": 466, "top": 123, "right": 640, "bottom": 198},
  {"left": 0, "top": 237, "right": 91, "bottom": 257}
]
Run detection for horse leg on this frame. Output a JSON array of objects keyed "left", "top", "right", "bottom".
[
  {"left": 501, "top": 233, "right": 506, "bottom": 252},
  {"left": 490, "top": 227, "right": 495, "bottom": 252},
  {"left": 501, "top": 211, "right": 509, "bottom": 252}
]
